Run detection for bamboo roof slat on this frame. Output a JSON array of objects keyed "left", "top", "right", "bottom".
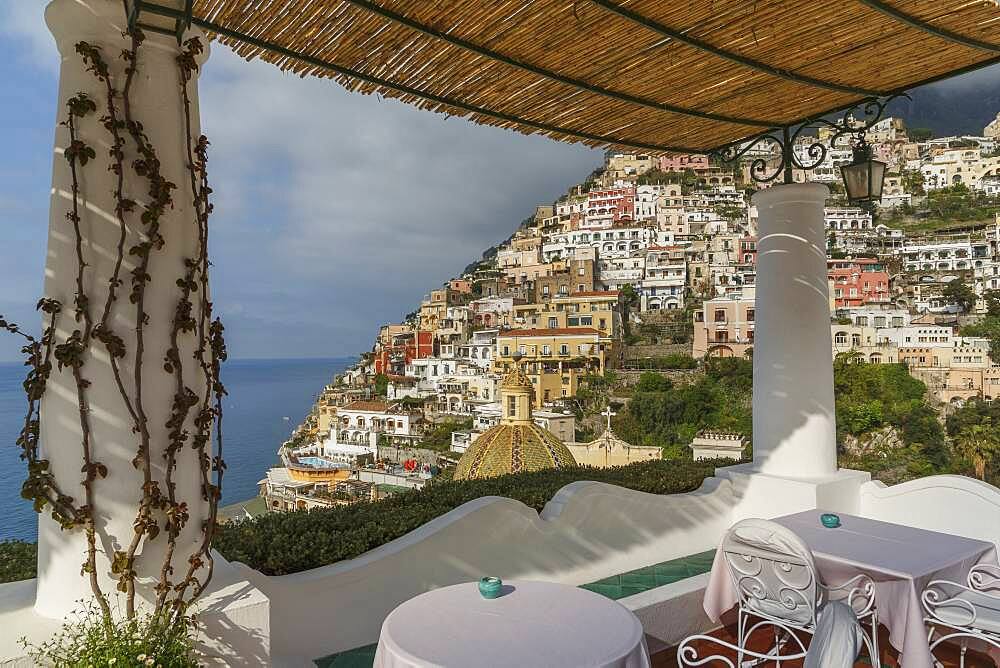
[{"left": 188, "top": 0, "right": 1000, "bottom": 154}]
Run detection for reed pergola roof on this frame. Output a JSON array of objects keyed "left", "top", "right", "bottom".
[{"left": 183, "top": 0, "right": 1000, "bottom": 154}]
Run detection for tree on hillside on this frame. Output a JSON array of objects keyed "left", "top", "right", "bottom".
[
  {"left": 634, "top": 372, "right": 673, "bottom": 392},
  {"left": 714, "top": 204, "right": 745, "bottom": 225},
  {"left": 909, "top": 127, "right": 934, "bottom": 142},
  {"left": 924, "top": 183, "right": 997, "bottom": 222},
  {"left": 620, "top": 283, "right": 639, "bottom": 311},
  {"left": 901, "top": 170, "right": 925, "bottom": 196},
  {"left": 373, "top": 373, "right": 390, "bottom": 397},
  {"left": 984, "top": 290, "right": 1000, "bottom": 318},
  {"left": 943, "top": 278, "right": 977, "bottom": 314},
  {"left": 954, "top": 418, "right": 1000, "bottom": 480}
]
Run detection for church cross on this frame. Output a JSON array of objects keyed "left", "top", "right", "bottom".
[{"left": 601, "top": 405, "right": 616, "bottom": 431}]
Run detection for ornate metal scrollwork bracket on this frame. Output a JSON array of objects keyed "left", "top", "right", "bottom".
[{"left": 711, "top": 94, "right": 909, "bottom": 186}]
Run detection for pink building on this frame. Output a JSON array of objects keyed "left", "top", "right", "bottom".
[
  {"left": 583, "top": 187, "right": 635, "bottom": 228},
  {"left": 739, "top": 236, "right": 758, "bottom": 266},
  {"left": 827, "top": 258, "right": 890, "bottom": 309},
  {"left": 658, "top": 154, "right": 710, "bottom": 173},
  {"left": 692, "top": 290, "right": 755, "bottom": 359}
]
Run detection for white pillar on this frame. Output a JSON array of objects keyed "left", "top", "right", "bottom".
[
  {"left": 37, "top": 0, "right": 210, "bottom": 618},
  {"left": 750, "top": 183, "right": 837, "bottom": 478}
]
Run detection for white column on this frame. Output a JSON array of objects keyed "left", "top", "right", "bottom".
[
  {"left": 37, "top": 0, "right": 210, "bottom": 618},
  {"left": 750, "top": 183, "right": 837, "bottom": 478}
]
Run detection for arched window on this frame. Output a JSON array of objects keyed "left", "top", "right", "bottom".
[
  {"left": 834, "top": 331, "right": 848, "bottom": 345},
  {"left": 851, "top": 333, "right": 862, "bottom": 346}
]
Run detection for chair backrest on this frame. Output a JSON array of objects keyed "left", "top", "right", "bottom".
[{"left": 722, "top": 518, "right": 821, "bottom": 627}]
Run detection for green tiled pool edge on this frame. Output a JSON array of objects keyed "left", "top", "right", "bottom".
[
  {"left": 579, "top": 548, "right": 716, "bottom": 601},
  {"left": 314, "top": 643, "right": 378, "bottom": 668},
  {"left": 314, "top": 549, "right": 717, "bottom": 666}
]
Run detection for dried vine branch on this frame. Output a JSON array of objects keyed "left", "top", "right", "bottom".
[
  {"left": 5, "top": 302, "right": 80, "bottom": 527},
  {"left": 172, "top": 37, "right": 228, "bottom": 609},
  {"left": 58, "top": 90, "right": 112, "bottom": 620}
]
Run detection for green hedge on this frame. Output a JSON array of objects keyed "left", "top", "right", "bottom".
[
  {"left": 0, "top": 540, "right": 37, "bottom": 584},
  {"left": 1, "top": 460, "right": 719, "bottom": 582},
  {"left": 214, "top": 459, "right": 717, "bottom": 575},
  {"left": 631, "top": 354, "right": 698, "bottom": 370}
]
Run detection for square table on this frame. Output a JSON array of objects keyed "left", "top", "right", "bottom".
[{"left": 703, "top": 510, "right": 998, "bottom": 668}]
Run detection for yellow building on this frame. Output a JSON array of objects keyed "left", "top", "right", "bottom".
[
  {"left": 512, "top": 291, "right": 622, "bottom": 342},
  {"left": 496, "top": 328, "right": 604, "bottom": 405},
  {"left": 454, "top": 361, "right": 577, "bottom": 480}
]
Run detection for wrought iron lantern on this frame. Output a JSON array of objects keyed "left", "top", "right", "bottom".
[
  {"left": 123, "top": 0, "right": 192, "bottom": 42},
  {"left": 840, "top": 137, "right": 886, "bottom": 207}
]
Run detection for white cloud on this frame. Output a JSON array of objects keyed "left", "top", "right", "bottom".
[
  {"left": 198, "top": 45, "right": 601, "bottom": 358},
  {"left": 1, "top": 2, "right": 56, "bottom": 69}
]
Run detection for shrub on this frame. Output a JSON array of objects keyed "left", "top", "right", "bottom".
[
  {"left": 418, "top": 418, "right": 472, "bottom": 451},
  {"left": 214, "top": 459, "right": 717, "bottom": 575},
  {"left": 634, "top": 372, "right": 673, "bottom": 392},
  {"left": 22, "top": 603, "right": 199, "bottom": 667},
  {"left": 633, "top": 354, "right": 698, "bottom": 370},
  {"left": 0, "top": 540, "right": 36, "bottom": 584}
]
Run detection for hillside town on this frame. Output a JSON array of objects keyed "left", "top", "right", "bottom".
[{"left": 258, "top": 111, "right": 1000, "bottom": 514}]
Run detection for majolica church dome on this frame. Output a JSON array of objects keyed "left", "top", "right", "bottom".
[{"left": 453, "top": 358, "right": 577, "bottom": 480}]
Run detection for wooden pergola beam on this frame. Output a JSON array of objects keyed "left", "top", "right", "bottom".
[
  {"left": 339, "top": 0, "right": 779, "bottom": 129},
  {"left": 856, "top": 0, "right": 1000, "bottom": 53}
]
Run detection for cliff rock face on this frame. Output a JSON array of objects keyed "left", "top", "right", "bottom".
[
  {"left": 888, "top": 67, "right": 1000, "bottom": 137},
  {"left": 842, "top": 426, "right": 904, "bottom": 457}
]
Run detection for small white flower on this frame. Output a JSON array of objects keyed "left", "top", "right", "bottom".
[
  {"left": 145, "top": 659, "right": 155, "bottom": 667},
  {"left": 108, "top": 660, "right": 116, "bottom": 666},
  {"left": 136, "top": 655, "right": 146, "bottom": 662}
]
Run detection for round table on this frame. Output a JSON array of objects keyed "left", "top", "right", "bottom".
[{"left": 373, "top": 580, "right": 650, "bottom": 668}]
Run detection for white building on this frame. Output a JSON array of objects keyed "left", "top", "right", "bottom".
[
  {"left": 879, "top": 325, "right": 954, "bottom": 348},
  {"left": 332, "top": 400, "right": 422, "bottom": 451},
  {"left": 597, "top": 255, "right": 645, "bottom": 291},
  {"left": 640, "top": 245, "right": 687, "bottom": 310},
  {"left": 902, "top": 240, "right": 977, "bottom": 272},
  {"left": 840, "top": 307, "right": 910, "bottom": 329},
  {"left": 457, "top": 328, "right": 497, "bottom": 369}
]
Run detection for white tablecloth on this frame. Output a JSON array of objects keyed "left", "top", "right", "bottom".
[
  {"left": 704, "top": 510, "right": 998, "bottom": 668},
  {"left": 373, "top": 580, "right": 651, "bottom": 668}
]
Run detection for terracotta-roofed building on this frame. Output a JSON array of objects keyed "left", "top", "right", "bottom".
[
  {"left": 495, "top": 328, "right": 605, "bottom": 405},
  {"left": 827, "top": 258, "right": 890, "bottom": 309}
]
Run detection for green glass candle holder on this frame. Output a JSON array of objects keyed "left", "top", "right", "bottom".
[
  {"left": 820, "top": 513, "right": 841, "bottom": 528},
  {"left": 478, "top": 576, "right": 502, "bottom": 599}
]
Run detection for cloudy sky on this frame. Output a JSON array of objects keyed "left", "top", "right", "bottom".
[{"left": 0, "top": 3, "right": 601, "bottom": 361}]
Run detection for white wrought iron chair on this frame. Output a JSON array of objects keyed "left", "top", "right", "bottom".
[
  {"left": 720, "top": 518, "right": 879, "bottom": 665},
  {"left": 677, "top": 620, "right": 809, "bottom": 668},
  {"left": 923, "top": 563, "right": 1000, "bottom": 667},
  {"left": 677, "top": 602, "right": 862, "bottom": 668}
]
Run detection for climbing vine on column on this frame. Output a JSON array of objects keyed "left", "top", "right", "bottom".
[{"left": 1, "top": 29, "right": 226, "bottom": 623}]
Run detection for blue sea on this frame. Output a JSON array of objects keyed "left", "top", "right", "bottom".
[{"left": 0, "top": 357, "right": 352, "bottom": 541}]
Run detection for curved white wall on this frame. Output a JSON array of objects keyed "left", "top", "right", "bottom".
[
  {"left": 860, "top": 475, "right": 1000, "bottom": 547},
  {"left": 230, "top": 478, "right": 736, "bottom": 662}
]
